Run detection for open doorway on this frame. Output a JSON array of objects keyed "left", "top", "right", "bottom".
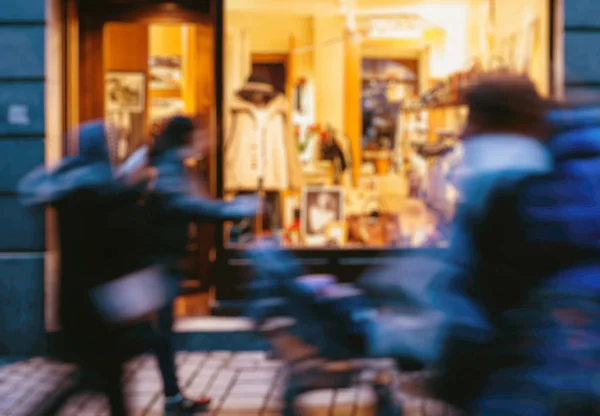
[
  {"left": 102, "top": 22, "right": 215, "bottom": 317},
  {"left": 251, "top": 53, "right": 288, "bottom": 94},
  {"left": 251, "top": 62, "right": 286, "bottom": 94},
  {"left": 103, "top": 22, "right": 214, "bottom": 164},
  {"left": 69, "top": 0, "right": 217, "bottom": 318}
]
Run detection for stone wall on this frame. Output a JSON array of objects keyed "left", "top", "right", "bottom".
[
  {"left": 0, "top": 0, "right": 46, "bottom": 355},
  {"left": 564, "top": 0, "right": 600, "bottom": 97}
]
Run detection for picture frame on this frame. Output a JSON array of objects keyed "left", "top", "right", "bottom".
[
  {"left": 105, "top": 71, "right": 146, "bottom": 113},
  {"left": 301, "top": 186, "right": 345, "bottom": 238},
  {"left": 282, "top": 191, "right": 301, "bottom": 228},
  {"left": 325, "top": 221, "right": 348, "bottom": 246},
  {"left": 149, "top": 55, "right": 183, "bottom": 91}
]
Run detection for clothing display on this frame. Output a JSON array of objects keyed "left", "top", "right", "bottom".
[
  {"left": 319, "top": 128, "right": 350, "bottom": 185},
  {"left": 224, "top": 78, "right": 303, "bottom": 192}
]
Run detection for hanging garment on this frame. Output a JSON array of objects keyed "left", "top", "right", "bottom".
[{"left": 224, "top": 93, "right": 303, "bottom": 192}]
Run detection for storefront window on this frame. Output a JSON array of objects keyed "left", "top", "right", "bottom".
[{"left": 223, "top": 0, "right": 550, "bottom": 250}]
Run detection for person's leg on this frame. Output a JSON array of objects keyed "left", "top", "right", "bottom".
[
  {"left": 101, "top": 362, "right": 127, "bottom": 416},
  {"left": 155, "top": 302, "right": 180, "bottom": 397},
  {"left": 154, "top": 302, "right": 211, "bottom": 412}
]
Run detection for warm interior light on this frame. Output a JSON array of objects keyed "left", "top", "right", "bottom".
[
  {"left": 163, "top": 2, "right": 177, "bottom": 11},
  {"left": 367, "top": 15, "right": 425, "bottom": 39}
]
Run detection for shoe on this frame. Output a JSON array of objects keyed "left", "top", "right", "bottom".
[{"left": 164, "top": 393, "right": 211, "bottom": 414}]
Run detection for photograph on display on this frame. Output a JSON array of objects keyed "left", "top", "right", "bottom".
[
  {"left": 302, "top": 187, "right": 344, "bottom": 237},
  {"left": 105, "top": 71, "right": 145, "bottom": 113},
  {"left": 282, "top": 193, "right": 301, "bottom": 228},
  {"left": 149, "top": 56, "right": 183, "bottom": 90},
  {"left": 325, "top": 221, "right": 348, "bottom": 246}
]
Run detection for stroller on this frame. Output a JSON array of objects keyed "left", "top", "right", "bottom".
[{"left": 244, "top": 242, "right": 459, "bottom": 415}]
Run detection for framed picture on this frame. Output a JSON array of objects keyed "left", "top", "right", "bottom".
[
  {"left": 302, "top": 186, "right": 344, "bottom": 238},
  {"left": 282, "top": 191, "right": 301, "bottom": 228},
  {"left": 325, "top": 221, "right": 348, "bottom": 246},
  {"left": 105, "top": 71, "right": 146, "bottom": 113},
  {"left": 149, "top": 56, "right": 183, "bottom": 90}
]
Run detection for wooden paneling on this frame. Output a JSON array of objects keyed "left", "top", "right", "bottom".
[
  {"left": 104, "top": 23, "right": 149, "bottom": 72},
  {"left": 77, "top": 0, "right": 213, "bottom": 124},
  {"left": 78, "top": 0, "right": 211, "bottom": 24},
  {"left": 104, "top": 23, "right": 149, "bottom": 135},
  {"left": 344, "top": 29, "right": 362, "bottom": 187},
  {"left": 150, "top": 25, "right": 182, "bottom": 56},
  {"left": 195, "top": 24, "right": 215, "bottom": 114},
  {"left": 78, "top": 14, "right": 104, "bottom": 122}
]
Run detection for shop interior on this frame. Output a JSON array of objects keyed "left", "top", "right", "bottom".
[
  {"left": 87, "top": 0, "right": 551, "bottom": 317},
  {"left": 222, "top": 0, "right": 550, "bottom": 251}
]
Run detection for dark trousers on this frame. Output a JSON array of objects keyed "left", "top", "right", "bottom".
[{"left": 155, "top": 302, "right": 180, "bottom": 397}]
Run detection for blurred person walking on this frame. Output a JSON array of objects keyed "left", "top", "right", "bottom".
[
  {"left": 461, "top": 102, "right": 600, "bottom": 415},
  {"left": 425, "top": 73, "right": 558, "bottom": 412},
  {"left": 141, "top": 115, "right": 259, "bottom": 414},
  {"left": 19, "top": 121, "right": 174, "bottom": 416}
]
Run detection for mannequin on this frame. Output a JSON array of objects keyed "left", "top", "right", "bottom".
[{"left": 225, "top": 74, "right": 303, "bottom": 233}]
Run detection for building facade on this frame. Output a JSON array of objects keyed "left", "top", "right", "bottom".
[{"left": 0, "top": 0, "right": 598, "bottom": 356}]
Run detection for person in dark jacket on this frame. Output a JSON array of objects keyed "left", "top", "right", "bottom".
[
  {"left": 427, "top": 74, "right": 556, "bottom": 412},
  {"left": 19, "top": 121, "right": 169, "bottom": 416},
  {"left": 143, "top": 115, "right": 259, "bottom": 414},
  {"left": 465, "top": 103, "right": 600, "bottom": 414}
]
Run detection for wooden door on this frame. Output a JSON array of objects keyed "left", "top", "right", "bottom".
[{"left": 74, "top": 0, "right": 220, "bottom": 306}]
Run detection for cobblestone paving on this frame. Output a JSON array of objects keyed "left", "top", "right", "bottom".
[{"left": 0, "top": 353, "right": 453, "bottom": 416}]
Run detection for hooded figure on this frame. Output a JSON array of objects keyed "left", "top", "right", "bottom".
[{"left": 20, "top": 121, "right": 172, "bottom": 416}]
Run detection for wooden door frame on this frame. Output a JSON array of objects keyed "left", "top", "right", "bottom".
[
  {"left": 71, "top": 0, "right": 227, "bottom": 305},
  {"left": 75, "top": 0, "right": 212, "bottom": 124},
  {"left": 251, "top": 53, "right": 288, "bottom": 65}
]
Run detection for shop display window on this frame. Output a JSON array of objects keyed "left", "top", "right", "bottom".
[{"left": 222, "top": 0, "right": 550, "bottom": 250}]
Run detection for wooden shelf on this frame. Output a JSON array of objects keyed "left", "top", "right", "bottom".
[
  {"left": 149, "top": 88, "right": 183, "bottom": 98},
  {"left": 401, "top": 102, "right": 466, "bottom": 113}
]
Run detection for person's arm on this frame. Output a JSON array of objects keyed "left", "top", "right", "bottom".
[
  {"left": 160, "top": 192, "right": 258, "bottom": 222},
  {"left": 151, "top": 160, "right": 259, "bottom": 221}
]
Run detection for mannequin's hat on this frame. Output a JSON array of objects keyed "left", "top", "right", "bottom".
[{"left": 238, "top": 73, "right": 278, "bottom": 100}]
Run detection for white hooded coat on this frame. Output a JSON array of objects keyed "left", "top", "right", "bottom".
[{"left": 224, "top": 93, "right": 303, "bottom": 192}]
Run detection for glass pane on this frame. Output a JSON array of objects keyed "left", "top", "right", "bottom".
[{"left": 223, "top": 0, "right": 551, "bottom": 250}]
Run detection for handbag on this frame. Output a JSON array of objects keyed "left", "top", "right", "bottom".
[{"left": 90, "top": 265, "right": 179, "bottom": 326}]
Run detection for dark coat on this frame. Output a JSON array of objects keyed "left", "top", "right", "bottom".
[
  {"left": 19, "top": 123, "right": 153, "bottom": 364},
  {"left": 433, "top": 121, "right": 600, "bottom": 411},
  {"left": 146, "top": 148, "right": 246, "bottom": 278}
]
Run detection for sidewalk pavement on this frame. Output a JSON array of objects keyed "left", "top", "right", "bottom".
[{"left": 0, "top": 352, "right": 449, "bottom": 415}]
